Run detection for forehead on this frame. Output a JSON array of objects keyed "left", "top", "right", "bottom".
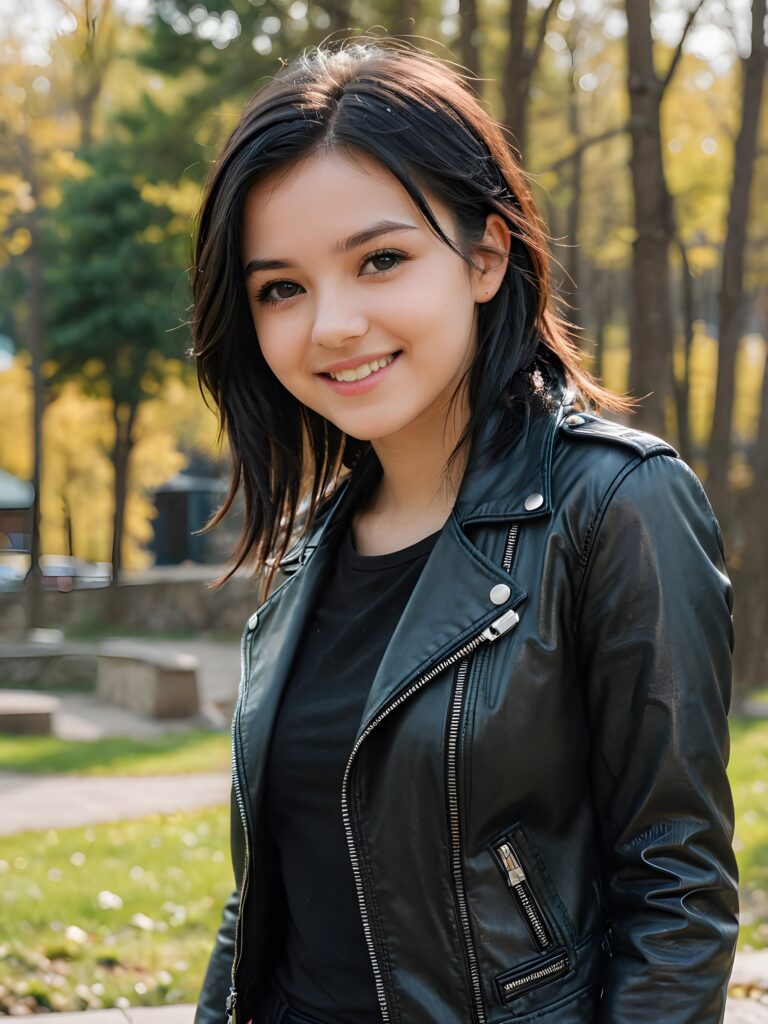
[{"left": 240, "top": 149, "right": 437, "bottom": 256}]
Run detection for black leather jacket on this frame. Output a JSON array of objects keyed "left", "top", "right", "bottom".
[{"left": 195, "top": 384, "right": 738, "bottom": 1024}]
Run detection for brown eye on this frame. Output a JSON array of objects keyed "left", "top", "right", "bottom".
[
  {"left": 256, "top": 280, "right": 303, "bottom": 304},
  {"left": 360, "top": 249, "right": 409, "bottom": 275}
]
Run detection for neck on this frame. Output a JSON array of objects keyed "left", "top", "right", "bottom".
[{"left": 361, "top": 391, "right": 471, "bottom": 530}]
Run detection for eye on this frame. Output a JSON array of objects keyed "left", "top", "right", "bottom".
[
  {"left": 255, "top": 280, "right": 304, "bottom": 306},
  {"left": 252, "top": 248, "right": 411, "bottom": 307},
  {"left": 361, "top": 249, "right": 408, "bottom": 274}
]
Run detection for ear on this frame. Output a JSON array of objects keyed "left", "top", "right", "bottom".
[{"left": 470, "top": 213, "right": 512, "bottom": 304}]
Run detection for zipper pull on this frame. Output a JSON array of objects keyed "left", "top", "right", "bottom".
[
  {"left": 482, "top": 608, "right": 519, "bottom": 641},
  {"left": 498, "top": 842, "right": 526, "bottom": 886},
  {"left": 226, "top": 986, "right": 237, "bottom": 1024}
]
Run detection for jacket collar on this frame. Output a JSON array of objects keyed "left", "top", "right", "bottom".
[
  {"left": 454, "top": 379, "right": 573, "bottom": 525},
  {"left": 304, "top": 378, "right": 574, "bottom": 549},
  {"left": 242, "top": 380, "right": 575, "bottom": 778}
]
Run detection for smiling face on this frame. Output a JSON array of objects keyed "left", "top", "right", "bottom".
[{"left": 241, "top": 148, "right": 506, "bottom": 450}]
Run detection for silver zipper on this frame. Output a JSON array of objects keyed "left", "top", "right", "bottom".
[
  {"left": 227, "top": 531, "right": 328, "bottom": 1021},
  {"left": 494, "top": 840, "right": 553, "bottom": 950},
  {"left": 446, "top": 656, "right": 485, "bottom": 1023},
  {"left": 498, "top": 950, "right": 570, "bottom": 1000},
  {"left": 501, "top": 522, "right": 519, "bottom": 573},
  {"left": 342, "top": 522, "right": 521, "bottom": 1023},
  {"left": 226, "top": 480, "right": 358, "bottom": 1017},
  {"left": 443, "top": 523, "right": 521, "bottom": 1023},
  {"left": 227, "top": 619, "right": 253, "bottom": 1024}
]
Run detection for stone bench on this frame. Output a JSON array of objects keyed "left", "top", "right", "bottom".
[
  {"left": 0, "top": 690, "right": 60, "bottom": 735},
  {"left": 96, "top": 643, "right": 200, "bottom": 719}
]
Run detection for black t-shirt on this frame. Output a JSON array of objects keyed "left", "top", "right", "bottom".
[{"left": 264, "top": 520, "right": 442, "bottom": 1024}]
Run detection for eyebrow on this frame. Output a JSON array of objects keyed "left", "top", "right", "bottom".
[{"left": 242, "top": 220, "right": 419, "bottom": 279}]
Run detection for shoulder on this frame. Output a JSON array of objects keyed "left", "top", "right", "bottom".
[
  {"left": 551, "top": 406, "right": 721, "bottom": 553},
  {"left": 557, "top": 408, "right": 679, "bottom": 460},
  {"left": 552, "top": 406, "right": 682, "bottom": 504},
  {"left": 552, "top": 408, "right": 725, "bottom": 577}
]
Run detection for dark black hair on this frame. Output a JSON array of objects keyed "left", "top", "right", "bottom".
[{"left": 189, "top": 37, "right": 635, "bottom": 599}]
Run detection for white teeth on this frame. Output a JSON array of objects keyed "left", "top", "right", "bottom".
[{"left": 329, "top": 353, "right": 396, "bottom": 382}]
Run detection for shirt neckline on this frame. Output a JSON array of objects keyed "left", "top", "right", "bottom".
[{"left": 342, "top": 522, "right": 443, "bottom": 572}]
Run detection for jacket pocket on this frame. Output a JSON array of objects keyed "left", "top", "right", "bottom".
[
  {"left": 489, "top": 825, "right": 576, "bottom": 953},
  {"left": 494, "top": 948, "right": 571, "bottom": 1005}
]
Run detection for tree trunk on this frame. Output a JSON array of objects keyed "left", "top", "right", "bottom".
[
  {"left": 501, "top": 0, "right": 557, "bottom": 160},
  {"left": 109, "top": 400, "right": 138, "bottom": 588},
  {"left": 458, "top": 0, "right": 481, "bottom": 84},
  {"left": 593, "top": 265, "right": 607, "bottom": 385},
  {"left": 502, "top": 0, "right": 529, "bottom": 159},
  {"left": 625, "top": 0, "right": 676, "bottom": 435},
  {"left": 18, "top": 136, "right": 46, "bottom": 632},
  {"left": 671, "top": 235, "right": 694, "bottom": 465},
  {"left": 733, "top": 338, "right": 768, "bottom": 696},
  {"left": 706, "top": 0, "right": 767, "bottom": 524},
  {"left": 62, "top": 485, "right": 75, "bottom": 560},
  {"left": 563, "top": 45, "right": 583, "bottom": 341}
]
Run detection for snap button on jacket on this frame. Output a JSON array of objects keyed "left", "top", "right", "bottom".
[{"left": 196, "top": 384, "right": 738, "bottom": 1024}]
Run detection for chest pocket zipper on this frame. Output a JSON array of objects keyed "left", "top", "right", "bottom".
[{"left": 492, "top": 836, "right": 555, "bottom": 951}]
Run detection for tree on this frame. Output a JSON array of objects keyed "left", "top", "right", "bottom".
[
  {"left": 502, "top": 0, "right": 557, "bottom": 159},
  {"left": 624, "top": 0, "right": 706, "bottom": 434},
  {"left": 706, "top": 0, "right": 767, "bottom": 522},
  {"left": 45, "top": 140, "right": 183, "bottom": 586}
]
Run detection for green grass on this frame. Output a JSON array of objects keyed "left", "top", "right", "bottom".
[
  {"left": 0, "top": 716, "right": 765, "bottom": 1014},
  {"left": 0, "top": 806, "right": 232, "bottom": 1013},
  {"left": 727, "top": 717, "right": 768, "bottom": 951},
  {"left": 0, "top": 730, "right": 232, "bottom": 776}
]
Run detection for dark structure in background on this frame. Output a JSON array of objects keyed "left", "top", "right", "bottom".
[
  {"left": 0, "top": 468, "right": 33, "bottom": 584},
  {"left": 149, "top": 461, "right": 229, "bottom": 565}
]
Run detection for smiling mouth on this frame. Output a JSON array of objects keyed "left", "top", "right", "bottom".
[{"left": 321, "top": 351, "right": 402, "bottom": 382}]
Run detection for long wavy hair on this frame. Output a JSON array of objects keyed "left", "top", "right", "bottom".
[{"left": 189, "top": 37, "right": 635, "bottom": 599}]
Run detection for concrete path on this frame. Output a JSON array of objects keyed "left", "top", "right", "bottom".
[
  {"left": 17, "top": 1006, "right": 196, "bottom": 1024},
  {"left": 11, "top": 995, "right": 768, "bottom": 1023},
  {"left": 0, "top": 770, "right": 230, "bottom": 835}
]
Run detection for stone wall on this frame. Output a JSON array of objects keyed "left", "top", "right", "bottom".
[{"left": 0, "top": 566, "right": 266, "bottom": 640}]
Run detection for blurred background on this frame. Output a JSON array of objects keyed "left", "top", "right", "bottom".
[{"left": 0, "top": 0, "right": 767, "bottom": 1018}]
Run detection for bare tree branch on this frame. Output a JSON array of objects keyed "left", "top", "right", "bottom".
[
  {"left": 531, "top": 0, "right": 559, "bottom": 71},
  {"left": 661, "top": 0, "right": 707, "bottom": 97},
  {"left": 541, "top": 123, "right": 628, "bottom": 174}
]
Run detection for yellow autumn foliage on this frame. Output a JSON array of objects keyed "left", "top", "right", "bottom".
[{"left": 0, "top": 355, "right": 220, "bottom": 569}]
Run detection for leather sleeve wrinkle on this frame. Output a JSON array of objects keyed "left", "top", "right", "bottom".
[{"left": 571, "top": 452, "right": 738, "bottom": 1024}]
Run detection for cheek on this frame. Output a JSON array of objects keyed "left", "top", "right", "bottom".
[
  {"left": 394, "top": 262, "right": 473, "bottom": 338},
  {"left": 252, "top": 314, "right": 304, "bottom": 382}
]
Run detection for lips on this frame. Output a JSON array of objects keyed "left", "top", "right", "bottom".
[
  {"left": 319, "top": 351, "right": 403, "bottom": 381},
  {"left": 318, "top": 350, "right": 402, "bottom": 377},
  {"left": 319, "top": 350, "right": 402, "bottom": 394}
]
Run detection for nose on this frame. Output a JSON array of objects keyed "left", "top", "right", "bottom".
[{"left": 310, "top": 288, "right": 368, "bottom": 349}]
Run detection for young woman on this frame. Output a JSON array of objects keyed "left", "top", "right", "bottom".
[{"left": 191, "top": 39, "right": 738, "bottom": 1024}]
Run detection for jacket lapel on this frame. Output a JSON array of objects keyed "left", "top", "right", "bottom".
[
  {"left": 238, "top": 481, "right": 353, "bottom": 812},
  {"left": 354, "top": 386, "right": 571, "bottom": 733},
  {"left": 355, "top": 510, "right": 527, "bottom": 735},
  {"left": 239, "top": 384, "right": 572, "bottom": 800}
]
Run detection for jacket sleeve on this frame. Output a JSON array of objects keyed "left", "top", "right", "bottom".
[
  {"left": 574, "top": 452, "right": 739, "bottom": 1023},
  {"left": 194, "top": 884, "right": 239, "bottom": 1024},
  {"left": 195, "top": 784, "right": 245, "bottom": 1024}
]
